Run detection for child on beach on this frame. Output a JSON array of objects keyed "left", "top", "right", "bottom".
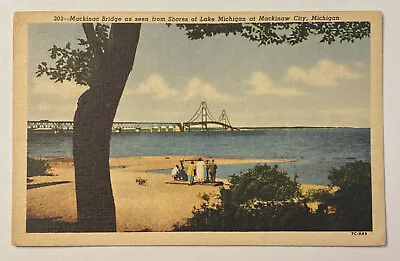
[{"left": 187, "top": 161, "right": 196, "bottom": 185}]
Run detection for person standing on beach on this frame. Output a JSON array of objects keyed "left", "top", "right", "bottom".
[
  {"left": 187, "top": 161, "right": 196, "bottom": 185},
  {"left": 208, "top": 159, "right": 217, "bottom": 183},
  {"left": 205, "top": 159, "right": 210, "bottom": 182},
  {"left": 196, "top": 158, "right": 206, "bottom": 184}
]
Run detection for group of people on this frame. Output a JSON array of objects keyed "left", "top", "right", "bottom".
[{"left": 171, "top": 158, "right": 217, "bottom": 185}]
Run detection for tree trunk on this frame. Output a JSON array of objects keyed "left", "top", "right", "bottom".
[{"left": 73, "top": 23, "right": 141, "bottom": 232}]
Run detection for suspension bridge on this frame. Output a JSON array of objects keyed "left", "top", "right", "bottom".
[
  {"left": 27, "top": 101, "right": 239, "bottom": 133},
  {"left": 182, "top": 101, "right": 239, "bottom": 131}
]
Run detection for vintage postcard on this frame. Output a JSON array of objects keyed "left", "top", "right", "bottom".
[{"left": 12, "top": 11, "right": 385, "bottom": 246}]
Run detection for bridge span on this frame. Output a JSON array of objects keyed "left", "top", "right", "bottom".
[
  {"left": 27, "top": 120, "right": 183, "bottom": 133},
  {"left": 28, "top": 102, "right": 239, "bottom": 133}
]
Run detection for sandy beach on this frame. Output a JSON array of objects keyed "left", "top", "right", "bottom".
[{"left": 26, "top": 156, "right": 327, "bottom": 232}]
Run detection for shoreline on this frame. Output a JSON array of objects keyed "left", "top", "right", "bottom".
[
  {"left": 39, "top": 155, "right": 296, "bottom": 175},
  {"left": 27, "top": 156, "right": 329, "bottom": 232}
]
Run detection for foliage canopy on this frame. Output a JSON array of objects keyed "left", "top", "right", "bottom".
[{"left": 177, "top": 22, "right": 370, "bottom": 45}]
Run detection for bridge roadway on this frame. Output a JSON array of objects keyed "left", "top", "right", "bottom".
[
  {"left": 28, "top": 120, "right": 183, "bottom": 132},
  {"left": 183, "top": 121, "right": 240, "bottom": 131},
  {"left": 27, "top": 120, "right": 239, "bottom": 132}
]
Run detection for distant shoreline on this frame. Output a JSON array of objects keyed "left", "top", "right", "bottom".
[{"left": 237, "top": 126, "right": 370, "bottom": 130}]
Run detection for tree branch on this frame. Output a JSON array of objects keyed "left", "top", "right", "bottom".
[{"left": 82, "top": 23, "right": 96, "bottom": 45}]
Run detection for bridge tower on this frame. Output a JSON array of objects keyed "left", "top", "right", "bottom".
[
  {"left": 218, "top": 109, "right": 232, "bottom": 130},
  {"left": 201, "top": 101, "right": 208, "bottom": 131},
  {"left": 184, "top": 101, "right": 238, "bottom": 131}
]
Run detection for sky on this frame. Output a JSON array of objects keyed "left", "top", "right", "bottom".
[{"left": 28, "top": 23, "right": 370, "bottom": 127}]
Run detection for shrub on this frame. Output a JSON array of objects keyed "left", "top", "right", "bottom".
[
  {"left": 174, "top": 164, "right": 314, "bottom": 231},
  {"left": 27, "top": 157, "right": 51, "bottom": 177},
  {"left": 228, "top": 164, "right": 301, "bottom": 204},
  {"left": 173, "top": 199, "right": 327, "bottom": 231},
  {"left": 305, "top": 188, "right": 335, "bottom": 205},
  {"left": 199, "top": 193, "right": 210, "bottom": 201},
  {"left": 328, "top": 161, "right": 372, "bottom": 230},
  {"left": 174, "top": 162, "right": 373, "bottom": 231}
]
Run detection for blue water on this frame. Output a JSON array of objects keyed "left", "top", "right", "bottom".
[{"left": 27, "top": 128, "right": 371, "bottom": 185}]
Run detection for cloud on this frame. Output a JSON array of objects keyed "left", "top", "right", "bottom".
[
  {"left": 320, "top": 107, "right": 369, "bottom": 118},
  {"left": 283, "top": 59, "right": 361, "bottom": 87},
  {"left": 28, "top": 77, "right": 88, "bottom": 120},
  {"left": 29, "top": 101, "right": 80, "bottom": 121},
  {"left": 183, "top": 78, "right": 237, "bottom": 103},
  {"left": 355, "top": 62, "right": 367, "bottom": 68},
  {"left": 30, "top": 77, "right": 88, "bottom": 98},
  {"left": 317, "top": 107, "right": 369, "bottom": 127},
  {"left": 247, "top": 71, "right": 302, "bottom": 97},
  {"left": 136, "top": 74, "right": 177, "bottom": 100}
]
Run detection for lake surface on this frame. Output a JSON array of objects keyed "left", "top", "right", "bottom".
[{"left": 27, "top": 128, "right": 371, "bottom": 185}]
